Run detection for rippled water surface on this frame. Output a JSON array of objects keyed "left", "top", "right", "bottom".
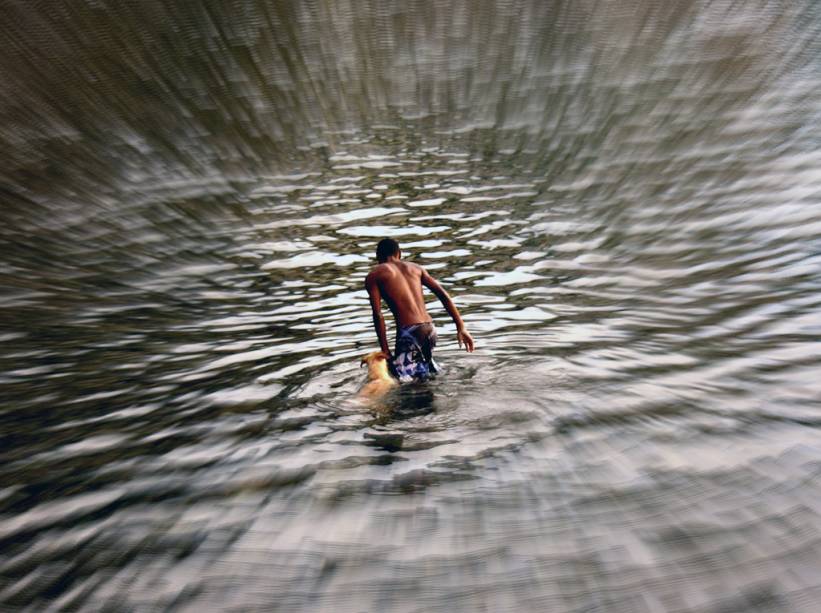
[{"left": 3, "top": 1, "right": 821, "bottom": 611}]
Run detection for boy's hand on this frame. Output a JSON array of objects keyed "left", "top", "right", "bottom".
[{"left": 457, "top": 328, "right": 475, "bottom": 353}]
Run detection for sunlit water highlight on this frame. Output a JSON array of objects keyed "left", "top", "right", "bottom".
[{"left": 2, "top": 1, "right": 821, "bottom": 611}]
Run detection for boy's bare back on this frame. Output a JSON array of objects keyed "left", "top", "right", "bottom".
[
  {"left": 364, "top": 239, "right": 474, "bottom": 358},
  {"left": 366, "top": 260, "right": 431, "bottom": 328}
]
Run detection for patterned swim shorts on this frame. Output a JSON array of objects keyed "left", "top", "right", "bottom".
[{"left": 393, "top": 322, "right": 439, "bottom": 382}]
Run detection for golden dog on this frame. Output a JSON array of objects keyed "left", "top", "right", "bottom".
[{"left": 358, "top": 351, "right": 398, "bottom": 401}]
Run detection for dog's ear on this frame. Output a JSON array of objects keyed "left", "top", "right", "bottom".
[
  {"left": 377, "top": 351, "right": 391, "bottom": 361},
  {"left": 360, "top": 355, "right": 368, "bottom": 367}
]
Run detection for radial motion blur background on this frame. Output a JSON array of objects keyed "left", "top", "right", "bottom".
[{"left": 3, "top": 1, "right": 821, "bottom": 611}]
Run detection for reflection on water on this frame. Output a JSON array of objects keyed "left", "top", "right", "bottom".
[{"left": 3, "top": 0, "right": 821, "bottom": 610}]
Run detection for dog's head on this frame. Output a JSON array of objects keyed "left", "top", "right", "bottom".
[{"left": 360, "top": 351, "right": 391, "bottom": 368}]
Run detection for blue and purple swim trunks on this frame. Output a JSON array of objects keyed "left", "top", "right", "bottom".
[{"left": 392, "top": 322, "right": 439, "bottom": 383}]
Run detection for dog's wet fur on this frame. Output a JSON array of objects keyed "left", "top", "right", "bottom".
[{"left": 358, "top": 350, "right": 398, "bottom": 401}]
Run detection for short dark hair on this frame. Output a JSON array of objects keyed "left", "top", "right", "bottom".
[{"left": 376, "top": 238, "right": 400, "bottom": 262}]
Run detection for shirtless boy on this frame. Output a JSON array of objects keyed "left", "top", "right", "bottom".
[{"left": 365, "top": 238, "right": 475, "bottom": 382}]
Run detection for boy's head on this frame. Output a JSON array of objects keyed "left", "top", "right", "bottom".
[{"left": 376, "top": 238, "right": 400, "bottom": 263}]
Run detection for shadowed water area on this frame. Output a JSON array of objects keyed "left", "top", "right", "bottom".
[{"left": 3, "top": 1, "right": 821, "bottom": 611}]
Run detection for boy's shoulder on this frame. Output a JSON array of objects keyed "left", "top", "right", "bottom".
[
  {"left": 367, "top": 261, "right": 422, "bottom": 283},
  {"left": 366, "top": 262, "right": 391, "bottom": 283},
  {"left": 367, "top": 262, "right": 389, "bottom": 275},
  {"left": 398, "top": 260, "right": 423, "bottom": 273}
]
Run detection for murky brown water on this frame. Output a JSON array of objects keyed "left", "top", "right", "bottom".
[{"left": 3, "top": 1, "right": 821, "bottom": 611}]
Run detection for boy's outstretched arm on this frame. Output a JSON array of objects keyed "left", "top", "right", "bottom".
[
  {"left": 420, "top": 268, "right": 475, "bottom": 352},
  {"left": 365, "top": 273, "right": 391, "bottom": 355}
]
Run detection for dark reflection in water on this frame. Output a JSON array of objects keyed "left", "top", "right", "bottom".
[{"left": 3, "top": 1, "right": 821, "bottom": 611}]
